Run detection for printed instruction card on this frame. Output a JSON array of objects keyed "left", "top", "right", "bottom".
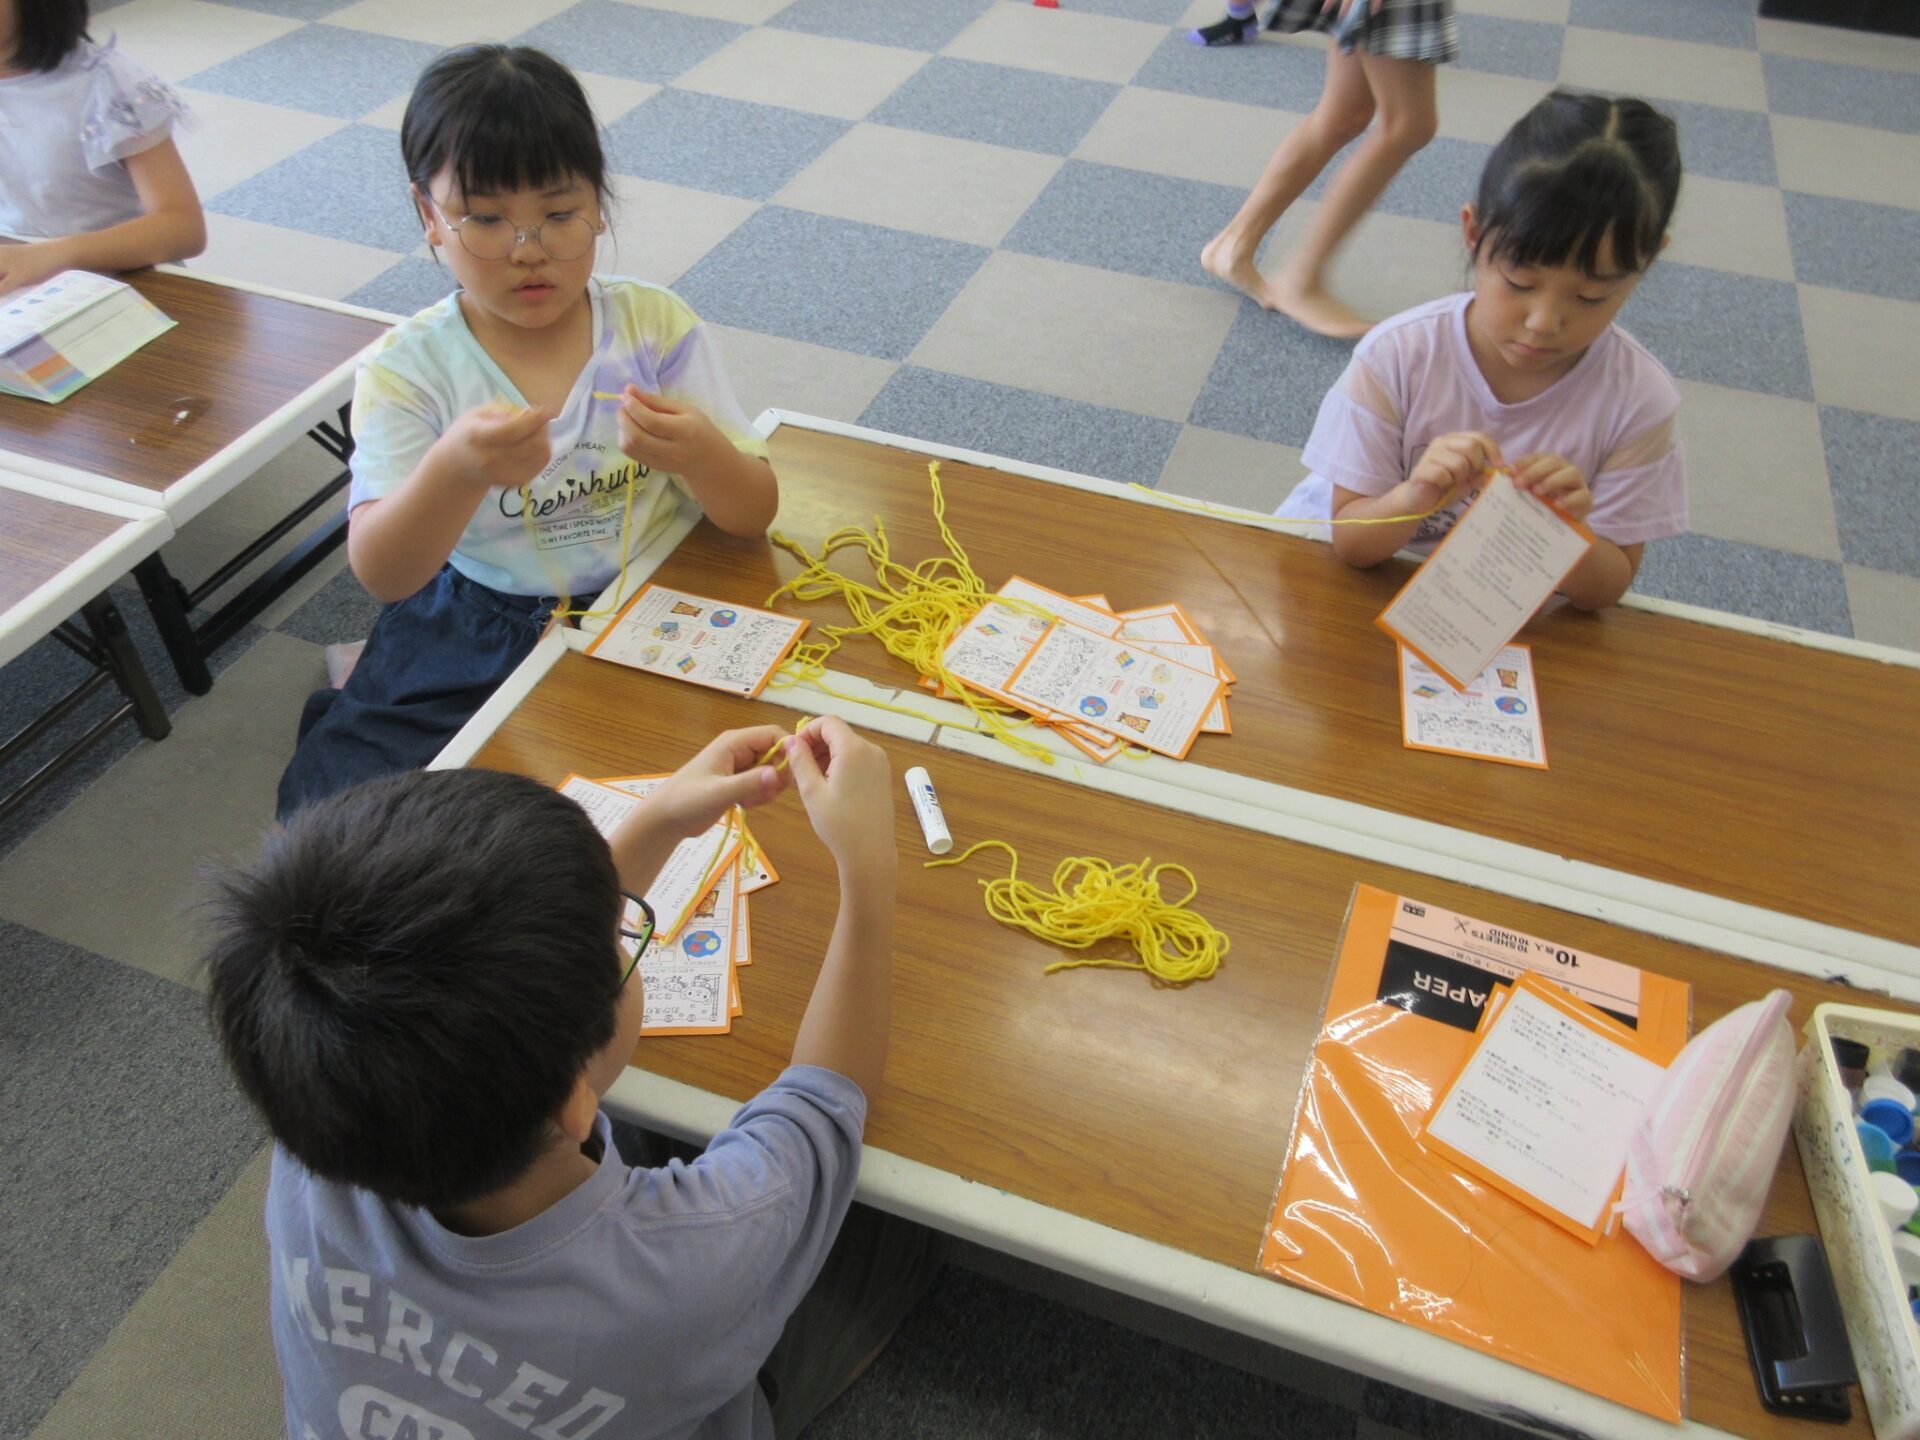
[
  {"left": 1005, "top": 623, "right": 1224, "bottom": 759},
  {"left": 1421, "top": 974, "right": 1673, "bottom": 1242},
  {"left": 1399, "top": 643, "right": 1546, "bottom": 768},
  {"left": 1376, "top": 473, "right": 1593, "bottom": 690},
  {"left": 585, "top": 584, "right": 806, "bottom": 696}
]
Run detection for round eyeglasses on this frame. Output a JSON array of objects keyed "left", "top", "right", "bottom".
[
  {"left": 618, "top": 891, "right": 657, "bottom": 988},
  {"left": 431, "top": 197, "right": 605, "bottom": 262}
]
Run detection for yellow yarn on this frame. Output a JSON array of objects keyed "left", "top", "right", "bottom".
[
  {"left": 927, "top": 838, "right": 1227, "bottom": 984},
  {"left": 1125, "top": 482, "right": 1443, "bottom": 526},
  {"left": 764, "top": 462, "right": 1057, "bottom": 763},
  {"left": 755, "top": 714, "right": 814, "bottom": 772}
]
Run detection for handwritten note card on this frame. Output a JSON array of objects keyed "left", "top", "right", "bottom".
[
  {"left": 585, "top": 585, "right": 806, "bottom": 696},
  {"left": 1399, "top": 643, "right": 1546, "bottom": 769},
  {"left": 1377, "top": 474, "right": 1592, "bottom": 690},
  {"left": 1422, "top": 975, "right": 1671, "bottom": 1241}
]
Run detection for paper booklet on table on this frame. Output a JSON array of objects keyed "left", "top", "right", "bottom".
[
  {"left": 584, "top": 584, "right": 806, "bottom": 697},
  {"left": 0, "top": 270, "right": 175, "bottom": 403},
  {"left": 1259, "top": 883, "right": 1691, "bottom": 1422},
  {"left": 1398, "top": 642, "right": 1546, "bottom": 768},
  {"left": 1376, "top": 472, "right": 1593, "bottom": 691}
]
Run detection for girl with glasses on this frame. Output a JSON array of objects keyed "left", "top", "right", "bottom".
[{"left": 277, "top": 44, "right": 778, "bottom": 821}]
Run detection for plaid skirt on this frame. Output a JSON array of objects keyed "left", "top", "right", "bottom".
[{"left": 1268, "top": 0, "right": 1459, "bottom": 63}]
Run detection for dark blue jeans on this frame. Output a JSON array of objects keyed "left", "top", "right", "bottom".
[{"left": 275, "top": 567, "right": 557, "bottom": 821}]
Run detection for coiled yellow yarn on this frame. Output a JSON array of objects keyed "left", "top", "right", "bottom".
[
  {"left": 764, "top": 463, "right": 1058, "bottom": 763},
  {"left": 928, "top": 839, "right": 1227, "bottom": 984}
]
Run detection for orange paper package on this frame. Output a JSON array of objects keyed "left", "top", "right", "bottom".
[{"left": 1259, "top": 883, "right": 1691, "bottom": 1422}]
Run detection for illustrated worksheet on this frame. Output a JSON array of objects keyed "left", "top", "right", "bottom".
[
  {"left": 1005, "top": 623, "right": 1223, "bottom": 759},
  {"left": 1399, "top": 643, "right": 1546, "bottom": 769},
  {"left": 585, "top": 585, "right": 807, "bottom": 696},
  {"left": 631, "top": 858, "right": 740, "bottom": 1035},
  {"left": 1376, "top": 474, "right": 1592, "bottom": 689},
  {"left": 558, "top": 774, "right": 739, "bottom": 942}
]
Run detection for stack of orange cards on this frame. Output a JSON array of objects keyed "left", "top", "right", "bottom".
[
  {"left": 929, "top": 577, "right": 1236, "bottom": 762},
  {"left": 557, "top": 774, "right": 780, "bottom": 1037}
]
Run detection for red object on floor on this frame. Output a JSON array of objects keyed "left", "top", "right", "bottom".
[{"left": 1034, "top": 0, "right": 1059, "bottom": 7}]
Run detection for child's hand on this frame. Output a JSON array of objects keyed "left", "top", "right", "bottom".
[
  {"left": 0, "top": 240, "right": 73, "bottom": 298},
  {"left": 616, "top": 388, "right": 729, "bottom": 477},
  {"left": 642, "top": 725, "right": 792, "bottom": 841},
  {"left": 1508, "top": 453, "right": 1593, "bottom": 521},
  {"left": 784, "top": 716, "right": 896, "bottom": 880},
  {"left": 440, "top": 403, "right": 556, "bottom": 492},
  {"left": 1405, "top": 431, "right": 1502, "bottom": 512}
]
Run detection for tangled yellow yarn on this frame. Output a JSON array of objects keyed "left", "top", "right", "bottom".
[
  {"left": 928, "top": 839, "right": 1227, "bottom": 984},
  {"left": 764, "top": 462, "right": 1057, "bottom": 763}
]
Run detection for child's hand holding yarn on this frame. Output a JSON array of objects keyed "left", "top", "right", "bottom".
[
  {"left": 615, "top": 387, "right": 730, "bottom": 478},
  {"left": 1508, "top": 453, "right": 1594, "bottom": 521},
  {"left": 1405, "top": 430, "right": 1503, "bottom": 512},
  {"left": 785, "top": 717, "right": 896, "bottom": 882},
  {"left": 441, "top": 402, "right": 556, "bottom": 492},
  {"left": 644, "top": 724, "right": 793, "bottom": 841}
]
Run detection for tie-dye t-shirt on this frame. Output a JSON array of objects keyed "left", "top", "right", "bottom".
[{"left": 347, "top": 276, "right": 769, "bottom": 598}]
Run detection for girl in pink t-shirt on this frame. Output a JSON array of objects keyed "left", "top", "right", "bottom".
[{"left": 1275, "top": 90, "right": 1687, "bottom": 610}]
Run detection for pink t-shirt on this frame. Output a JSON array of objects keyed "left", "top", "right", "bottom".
[{"left": 1274, "top": 293, "right": 1688, "bottom": 554}]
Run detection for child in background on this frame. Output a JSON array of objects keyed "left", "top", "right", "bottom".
[
  {"left": 276, "top": 44, "right": 777, "bottom": 819},
  {"left": 0, "top": 0, "right": 206, "bottom": 294},
  {"left": 212, "top": 717, "right": 937, "bottom": 1440},
  {"left": 1273, "top": 90, "right": 1687, "bottom": 610},
  {"left": 1198, "top": 0, "right": 1455, "bottom": 338}
]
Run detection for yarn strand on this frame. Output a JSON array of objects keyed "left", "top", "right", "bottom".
[{"left": 927, "top": 839, "right": 1227, "bottom": 984}]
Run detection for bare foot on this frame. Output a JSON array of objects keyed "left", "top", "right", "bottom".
[
  {"left": 325, "top": 639, "right": 366, "bottom": 690},
  {"left": 1201, "top": 232, "right": 1280, "bottom": 310},
  {"left": 1269, "top": 273, "right": 1373, "bottom": 339}
]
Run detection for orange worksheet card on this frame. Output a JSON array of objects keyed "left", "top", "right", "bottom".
[
  {"left": 585, "top": 584, "right": 806, "bottom": 697},
  {"left": 1260, "top": 884, "right": 1689, "bottom": 1422}
]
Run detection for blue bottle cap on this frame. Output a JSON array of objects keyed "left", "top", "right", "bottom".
[
  {"left": 1861, "top": 1121, "right": 1900, "bottom": 1165},
  {"left": 1863, "top": 1098, "right": 1916, "bottom": 1148}
]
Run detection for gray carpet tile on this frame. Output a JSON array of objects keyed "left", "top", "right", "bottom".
[
  {"left": 1362, "top": 1376, "right": 1537, "bottom": 1440},
  {"left": 860, "top": 365, "right": 1182, "bottom": 485},
  {"left": 1819, "top": 406, "right": 1920, "bottom": 578},
  {"left": 807, "top": 1264, "right": 1362, "bottom": 1440},
  {"left": 675, "top": 207, "right": 989, "bottom": 361},
  {"left": 1785, "top": 191, "right": 1920, "bottom": 303},
  {"left": 0, "top": 923, "right": 265, "bottom": 1439},
  {"left": 1133, "top": 26, "right": 1333, "bottom": 112},
  {"left": 514, "top": 0, "right": 747, "bottom": 86},
  {"left": 604, "top": 89, "right": 849, "bottom": 201},
  {"left": 207, "top": 123, "right": 422, "bottom": 253},
  {"left": 766, "top": 0, "right": 996, "bottom": 53},
  {"left": 182, "top": 23, "right": 441, "bottom": 122},
  {"left": 1186, "top": 301, "right": 1356, "bottom": 448},
  {"left": 1620, "top": 262, "right": 1813, "bottom": 400},
  {"left": 1764, "top": 53, "right": 1920, "bottom": 136},
  {"left": 211, "top": 0, "right": 358, "bottom": 18},
  {"left": 344, "top": 254, "right": 460, "bottom": 315},
  {"left": 1064, "top": 0, "right": 1193, "bottom": 20},
  {"left": 1308, "top": 134, "right": 1495, "bottom": 226},
  {"left": 0, "top": 610, "right": 267, "bottom": 863},
  {"left": 1454, "top": 12, "right": 1566, "bottom": 82},
  {"left": 1632, "top": 532, "right": 1855, "bottom": 634},
  {"left": 1001, "top": 161, "right": 1246, "bottom": 288},
  {"left": 1649, "top": 99, "right": 1778, "bottom": 188},
  {"left": 869, "top": 56, "right": 1124, "bottom": 158},
  {"left": 274, "top": 567, "right": 388, "bottom": 647},
  {"left": 1568, "top": 0, "right": 1757, "bottom": 49}
]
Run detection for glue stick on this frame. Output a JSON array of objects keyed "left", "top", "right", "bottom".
[{"left": 904, "top": 766, "right": 952, "bottom": 855}]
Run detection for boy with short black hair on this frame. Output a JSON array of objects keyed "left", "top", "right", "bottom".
[{"left": 207, "top": 717, "right": 927, "bottom": 1440}]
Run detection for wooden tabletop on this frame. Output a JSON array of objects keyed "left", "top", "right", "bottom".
[
  {"left": 640, "top": 425, "right": 1920, "bottom": 946},
  {"left": 475, "top": 649, "right": 1902, "bottom": 1440},
  {"left": 0, "top": 269, "right": 385, "bottom": 494},
  {"left": 0, "top": 486, "right": 129, "bottom": 612}
]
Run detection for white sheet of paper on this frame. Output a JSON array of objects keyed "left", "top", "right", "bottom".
[
  {"left": 994, "top": 578, "right": 1123, "bottom": 635},
  {"left": 1005, "top": 622, "right": 1223, "bottom": 759},
  {"left": 1378, "top": 474, "right": 1592, "bottom": 689},
  {"left": 1400, "top": 643, "right": 1545, "bottom": 766},
  {"left": 586, "top": 585, "right": 805, "bottom": 696},
  {"left": 1425, "top": 984, "right": 1668, "bottom": 1231}
]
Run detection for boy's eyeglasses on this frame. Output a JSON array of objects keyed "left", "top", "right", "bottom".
[
  {"left": 618, "top": 892, "right": 656, "bottom": 988},
  {"left": 430, "top": 198, "right": 604, "bottom": 262}
]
